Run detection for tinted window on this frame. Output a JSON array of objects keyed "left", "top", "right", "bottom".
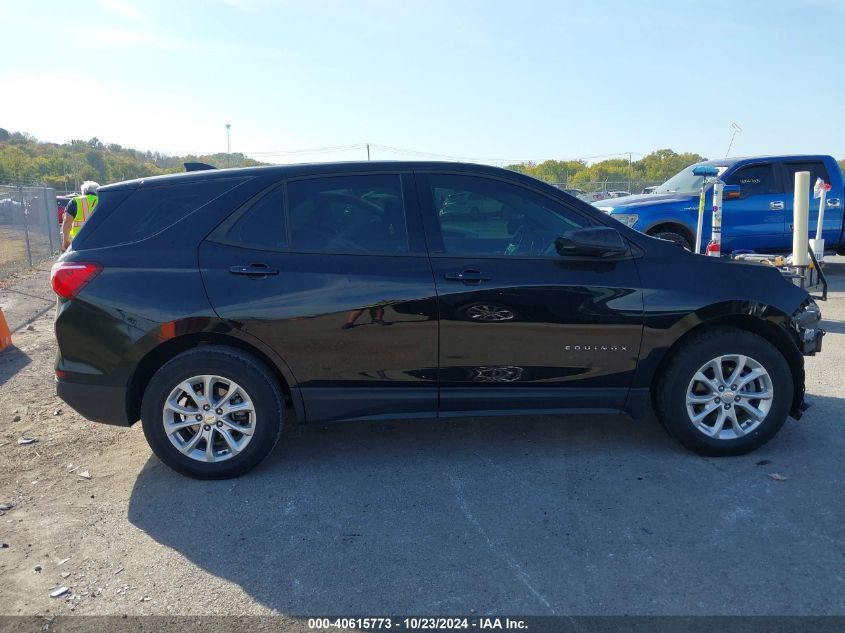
[
  {"left": 82, "top": 177, "right": 246, "bottom": 247},
  {"left": 724, "top": 164, "right": 776, "bottom": 198},
  {"left": 225, "top": 185, "right": 287, "bottom": 250},
  {"left": 429, "top": 175, "right": 591, "bottom": 256},
  {"left": 287, "top": 175, "right": 408, "bottom": 254},
  {"left": 782, "top": 161, "right": 831, "bottom": 191}
]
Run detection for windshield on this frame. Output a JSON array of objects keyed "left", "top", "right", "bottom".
[{"left": 655, "top": 165, "right": 728, "bottom": 195}]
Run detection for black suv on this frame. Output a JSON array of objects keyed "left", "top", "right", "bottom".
[{"left": 52, "top": 162, "right": 824, "bottom": 479}]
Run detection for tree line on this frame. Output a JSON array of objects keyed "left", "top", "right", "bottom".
[
  {"left": 0, "top": 128, "right": 264, "bottom": 192},
  {"left": 2, "top": 128, "right": 844, "bottom": 193},
  {"left": 505, "top": 149, "right": 708, "bottom": 189}
]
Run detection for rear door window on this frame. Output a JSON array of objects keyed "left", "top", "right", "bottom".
[
  {"left": 781, "top": 161, "right": 831, "bottom": 191},
  {"left": 287, "top": 175, "right": 409, "bottom": 254}
]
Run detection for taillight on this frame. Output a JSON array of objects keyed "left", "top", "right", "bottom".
[{"left": 51, "top": 262, "right": 102, "bottom": 299}]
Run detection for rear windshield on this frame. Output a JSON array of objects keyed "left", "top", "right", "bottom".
[{"left": 78, "top": 177, "right": 246, "bottom": 248}]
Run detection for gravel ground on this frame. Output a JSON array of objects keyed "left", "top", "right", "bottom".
[{"left": 0, "top": 258, "right": 843, "bottom": 618}]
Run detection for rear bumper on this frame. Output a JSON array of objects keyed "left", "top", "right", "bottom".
[{"left": 56, "top": 379, "right": 133, "bottom": 426}]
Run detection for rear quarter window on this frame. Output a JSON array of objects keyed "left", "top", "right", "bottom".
[{"left": 78, "top": 177, "right": 247, "bottom": 248}]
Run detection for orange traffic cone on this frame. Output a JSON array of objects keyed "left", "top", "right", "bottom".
[{"left": 0, "top": 308, "right": 11, "bottom": 352}]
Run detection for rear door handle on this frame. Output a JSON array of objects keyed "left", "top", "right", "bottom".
[
  {"left": 827, "top": 198, "right": 841, "bottom": 207},
  {"left": 770, "top": 201, "right": 784, "bottom": 210},
  {"left": 229, "top": 264, "right": 279, "bottom": 277},
  {"left": 444, "top": 269, "right": 491, "bottom": 285}
]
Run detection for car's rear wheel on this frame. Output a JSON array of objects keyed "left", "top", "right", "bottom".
[
  {"left": 655, "top": 327, "right": 793, "bottom": 456},
  {"left": 141, "top": 346, "right": 283, "bottom": 479}
]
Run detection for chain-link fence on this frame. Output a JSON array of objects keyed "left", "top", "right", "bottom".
[
  {"left": 552, "top": 180, "right": 664, "bottom": 195},
  {"left": 0, "top": 185, "right": 59, "bottom": 280}
]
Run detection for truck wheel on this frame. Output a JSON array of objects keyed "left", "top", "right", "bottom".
[
  {"left": 651, "top": 231, "right": 692, "bottom": 250},
  {"left": 141, "top": 346, "right": 284, "bottom": 479},
  {"left": 655, "top": 327, "right": 793, "bottom": 456}
]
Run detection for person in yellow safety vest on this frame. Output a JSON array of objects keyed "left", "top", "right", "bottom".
[{"left": 61, "top": 181, "right": 100, "bottom": 250}]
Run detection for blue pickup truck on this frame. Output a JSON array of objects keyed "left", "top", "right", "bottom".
[{"left": 594, "top": 155, "right": 845, "bottom": 253}]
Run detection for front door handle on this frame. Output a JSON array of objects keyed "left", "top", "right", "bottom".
[
  {"left": 827, "top": 198, "right": 841, "bottom": 207},
  {"left": 444, "top": 269, "right": 491, "bottom": 285},
  {"left": 229, "top": 264, "right": 279, "bottom": 277},
  {"left": 770, "top": 201, "right": 784, "bottom": 210}
]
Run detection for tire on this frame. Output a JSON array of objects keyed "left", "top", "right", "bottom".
[
  {"left": 141, "top": 346, "right": 284, "bottom": 479},
  {"left": 651, "top": 230, "right": 692, "bottom": 250},
  {"left": 655, "top": 327, "right": 793, "bottom": 457}
]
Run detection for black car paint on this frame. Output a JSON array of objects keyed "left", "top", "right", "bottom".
[{"left": 55, "top": 162, "right": 819, "bottom": 428}]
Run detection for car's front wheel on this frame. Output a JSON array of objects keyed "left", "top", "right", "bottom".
[
  {"left": 141, "top": 346, "right": 284, "bottom": 479},
  {"left": 651, "top": 230, "right": 692, "bottom": 250},
  {"left": 655, "top": 327, "right": 793, "bottom": 456}
]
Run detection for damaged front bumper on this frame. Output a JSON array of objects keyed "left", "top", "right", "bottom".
[{"left": 792, "top": 297, "right": 825, "bottom": 356}]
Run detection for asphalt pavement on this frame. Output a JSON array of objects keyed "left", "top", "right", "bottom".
[{"left": 1, "top": 259, "right": 843, "bottom": 617}]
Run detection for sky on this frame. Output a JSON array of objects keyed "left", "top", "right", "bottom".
[{"left": 0, "top": 0, "right": 843, "bottom": 165}]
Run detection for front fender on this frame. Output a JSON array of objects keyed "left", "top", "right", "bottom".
[
  {"left": 632, "top": 299, "right": 807, "bottom": 418},
  {"left": 634, "top": 299, "right": 796, "bottom": 386},
  {"left": 638, "top": 210, "right": 697, "bottom": 235}
]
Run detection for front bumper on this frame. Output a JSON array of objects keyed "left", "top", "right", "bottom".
[
  {"left": 56, "top": 379, "right": 133, "bottom": 426},
  {"left": 791, "top": 297, "right": 825, "bottom": 357},
  {"left": 801, "top": 327, "right": 825, "bottom": 356}
]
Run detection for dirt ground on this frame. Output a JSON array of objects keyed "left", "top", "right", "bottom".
[{"left": 1, "top": 258, "right": 844, "bottom": 620}]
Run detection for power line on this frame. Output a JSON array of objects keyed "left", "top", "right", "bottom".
[{"left": 187, "top": 141, "right": 646, "bottom": 165}]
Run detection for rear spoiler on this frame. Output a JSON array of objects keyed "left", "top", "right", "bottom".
[{"left": 184, "top": 162, "right": 217, "bottom": 172}]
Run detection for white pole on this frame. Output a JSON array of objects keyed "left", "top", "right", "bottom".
[
  {"left": 809, "top": 183, "right": 827, "bottom": 262},
  {"left": 815, "top": 186, "right": 827, "bottom": 240},
  {"left": 707, "top": 180, "right": 723, "bottom": 257},
  {"left": 695, "top": 185, "right": 705, "bottom": 254},
  {"left": 792, "top": 171, "right": 810, "bottom": 266}
]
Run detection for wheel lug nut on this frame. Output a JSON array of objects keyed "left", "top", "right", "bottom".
[
  {"left": 724, "top": 404, "right": 731, "bottom": 410},
  {"left": 195, "top": 414, "right": 202, "bottom": 421},
  {"left": 216, "top": 408, "right": 223, "bottom": 415},
  {"left": 203, "top": 424, "right": 211, "bottom": 431},
  {"left": 216, "top": 421, "right": 223, "bottom": 427},
  {"left": 735, "top": 396, "right": 741, "bottom": 402},
  {"left": 203, "top": 405, "right": 210, "bottom": 411},
  {"left": 715, "top": 397, "right": 721, "bottom": 403},
  {"left": 718, "top": 386, "right": 725, "bottom": 392}
]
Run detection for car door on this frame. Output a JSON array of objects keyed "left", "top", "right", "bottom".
[
  {"left": 415, "top": 171, "right": 644, "bottom": 416},
  {"left": 199, "top": 172, "right": 439, "bottom": 423},
  {"left": 779, "top": 160, "right": 843, "bottom": 245},
  {"left": 720, "top": 162, "right": 784, "bottom": 251}
]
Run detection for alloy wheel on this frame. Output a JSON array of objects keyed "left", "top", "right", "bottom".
[
  {"left": 162, "top": 375, "right": 256, "bottom": 463},
  {"left": 685, "top": 354, "right": 774, "bottom": 440}
]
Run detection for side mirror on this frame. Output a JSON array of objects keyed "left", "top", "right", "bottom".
[
  {"left": 723, "top": 184, "right": 741, "bottom": 200},
  {"left": 555, "top": 226, "right": 628, "bottom": 257}
]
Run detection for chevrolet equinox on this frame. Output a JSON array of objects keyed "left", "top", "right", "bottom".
[{"left": 52, "top": 162, "right": 824, "bottom": 478}]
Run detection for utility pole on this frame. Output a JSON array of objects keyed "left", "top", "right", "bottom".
[
  {"left": 366, "top": 143, "right": 370, "bottom": 161},
  {"left": 226, "top": 123, "right": 231, "bottom": 167},
  {"left": 628, "top": 152, "right": 633, "bottom": 192}
]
